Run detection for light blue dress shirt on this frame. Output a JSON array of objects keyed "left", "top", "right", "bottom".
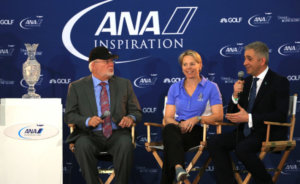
[{"left": 85, "top": 75, "right": 118, "bottom": 131}]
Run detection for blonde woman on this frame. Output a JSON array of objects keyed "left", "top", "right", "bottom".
[{"left": 161, "top": 50, "right": 223, "bottom": 183}]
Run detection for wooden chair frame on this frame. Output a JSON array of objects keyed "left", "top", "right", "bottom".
[
  {"left": 230, "top": 94, "right": 298, "bottom": 184},
  {"left": 68, "top": 123, "right": 136, "bottom": 184},
  {"left": 144, "top": 121, "right": 223, "bottom": 184}
]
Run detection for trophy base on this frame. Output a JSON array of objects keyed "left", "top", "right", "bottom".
[{"left": 22, "top": 93, "right": 41, "bottom": 99}]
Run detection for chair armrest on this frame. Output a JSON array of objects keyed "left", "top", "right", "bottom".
[
  {"left": 68, "top": 123, "right": 136, "bottom": 151},
  {"left": 144, "top": 122, "right": 164, "bottom": 128},
  {"left": 68, "top": 123, "right": 76, "bottom": 127},
  {"left": 264, "top": 121, "right": 291, "bottom": 127},
  {"left": 69, "top": 143, "right": 75, "bottom": 153},
  {"left": 144, "top": 122, "right": 163, "bottom": 144},
  {"left": 213, "top": 122, "right": 236, "bottom": 126},
  {"left": 131, "top": 123, "right": 136, "bottom": 146},
  {"left": 264, "top": 121, "right": 291, "bottom": 143},
  {"left": 68, "top": 123, "right": 76, "bottom": 133},
  {"left": 131, "top": 123, "right": 136, "bottom": 128},
  {"left": 209, "top": 121, "right": 236, "bottom": 134},
  {"left": 202, "top": 124, "right": 208, "bottom": 142}
]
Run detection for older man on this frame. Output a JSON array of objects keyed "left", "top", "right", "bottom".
[{"left": 65, "top": 46, "right": 142, "bottom": 184}]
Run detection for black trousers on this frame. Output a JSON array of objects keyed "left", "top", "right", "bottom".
[
  {"left": 74, "top": 129, "right": 133, "bottom": 184},
  {"left": 160, "top": 124, "right": 203, "bottom": 184},
  {"left": 207, "top": 131, "right": 273, "bottom": 184}
]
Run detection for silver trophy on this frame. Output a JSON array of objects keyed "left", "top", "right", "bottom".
[{"left": 22, "top": 43, "right": 41, "bottom": 98}]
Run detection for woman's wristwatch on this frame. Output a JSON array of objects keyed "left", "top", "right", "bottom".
[{"left": 197, "top": 116, "right": 202, "bottom": 122}]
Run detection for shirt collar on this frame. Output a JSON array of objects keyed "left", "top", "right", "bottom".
[
  {"left": 179, "top": 75, "right": 207, "bottom": 88},
  {"left": 92, "top": 75, "right": 108, "bottom": 88},
  {"left": 255, "top": 66, "right": 269, "bottom": 81},
  {"left": 199, "top": 75, "right": 207, "bottom": 86}
]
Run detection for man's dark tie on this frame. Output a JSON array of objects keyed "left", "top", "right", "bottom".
[
  {"left": 100, "top": 82, "right": 112, "bottom": 138},
  {"left": 244, "top": 77, "right": 259, "bottom": 137}
]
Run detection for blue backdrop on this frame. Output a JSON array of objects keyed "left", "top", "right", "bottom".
[{"left": 1, "top": 0, "right": 300, "bottom": 183}]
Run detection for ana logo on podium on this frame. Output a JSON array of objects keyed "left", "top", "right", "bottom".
[{"left": 4, "top": 123, "right": 59, "bottom": 140}]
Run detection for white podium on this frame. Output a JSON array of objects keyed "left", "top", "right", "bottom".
[{"left": 0, "top": 98, "right": 62, "bottom": 184}]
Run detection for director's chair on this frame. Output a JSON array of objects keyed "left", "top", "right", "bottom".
[
  {"left": 144, "top": 97, "right": 223, "bottom": 184},
  {"left": 68, "top": 123, "right": 136, "bottom": 184},
  {"left": 232, "top": 94, "right": 298, "bottom": 184}
]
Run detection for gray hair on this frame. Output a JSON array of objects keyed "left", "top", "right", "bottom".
[
  {"left": 88, "top": 61, "right": 93, "bottom": 72},
  {"left": 245, "top": 41, "right": 269, "bottom": 65}
]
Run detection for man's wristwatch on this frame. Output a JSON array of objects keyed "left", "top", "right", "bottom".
[{"left": 197, "top": 116, "right": 202, "bottom": 122}]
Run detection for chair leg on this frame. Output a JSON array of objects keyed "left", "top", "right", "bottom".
[
  {"left": 232, "top": 161, "right": 243, "bottom": 184},
  {"left": 99, "top": 177, "right": 104, "bottom": 184},
  {"left": 192, "top": 157, "right": 212, "bottom": 184},
  {"left": 176, "top": 179, "right": 191, "bottom": 184},
  {"left": 186, "top": 147, "right": 204, "bottom": 173},
  {"left": 175, "top": 148, "right": 205, "bottom": 184},
  {"left": 105, "top": 171, "right": 115, "bottom": 184},
  {"left": 241, "top": 152, "right": 267, "bottom": 184},
  {"left": 242, "top": 174, "right": 251, "bottom": 184},
  {"left": 183, "top": 179, "right": 191, "bottom": 184},
  {"left": 153, "top": 151, "right": 163, "bottom": 168},
  {"left": 273, "top": 150, "right": 291, "bottom": 183}
]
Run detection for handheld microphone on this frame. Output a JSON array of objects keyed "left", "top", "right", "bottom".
[
  {"left": 89, "top": 111, "right": 111, "bottom": 130},
  {"left": 238, "top": 71, "right": 244, "bottom": 81},
  {"left": 237, "top": 71, "right": 244, "bottom": 98},
  {"left": 100, "top": 111, "right": 111, "bottom": 119}
]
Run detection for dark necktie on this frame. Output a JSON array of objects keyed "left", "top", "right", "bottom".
[
  {"left": 100, "top": 82, "right": 112, "bottom": 138},
  {"left": 243, "top": 77, "right": 259, "bottom": 137}
]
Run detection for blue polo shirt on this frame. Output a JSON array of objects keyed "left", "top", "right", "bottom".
[{"left": 167, "top": 76, "right": 222, "bottom": 121}]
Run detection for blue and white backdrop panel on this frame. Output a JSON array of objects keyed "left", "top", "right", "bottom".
[{"left": 1, "top": 0, "right": 300, "bottom": 183}]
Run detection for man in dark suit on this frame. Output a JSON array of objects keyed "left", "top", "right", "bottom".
[
  {"left": 207, "top": 41, "right": 290, "bottom": 184},
  {"left": 65, "top": 46, "right": 142, "bottom": 184}
]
